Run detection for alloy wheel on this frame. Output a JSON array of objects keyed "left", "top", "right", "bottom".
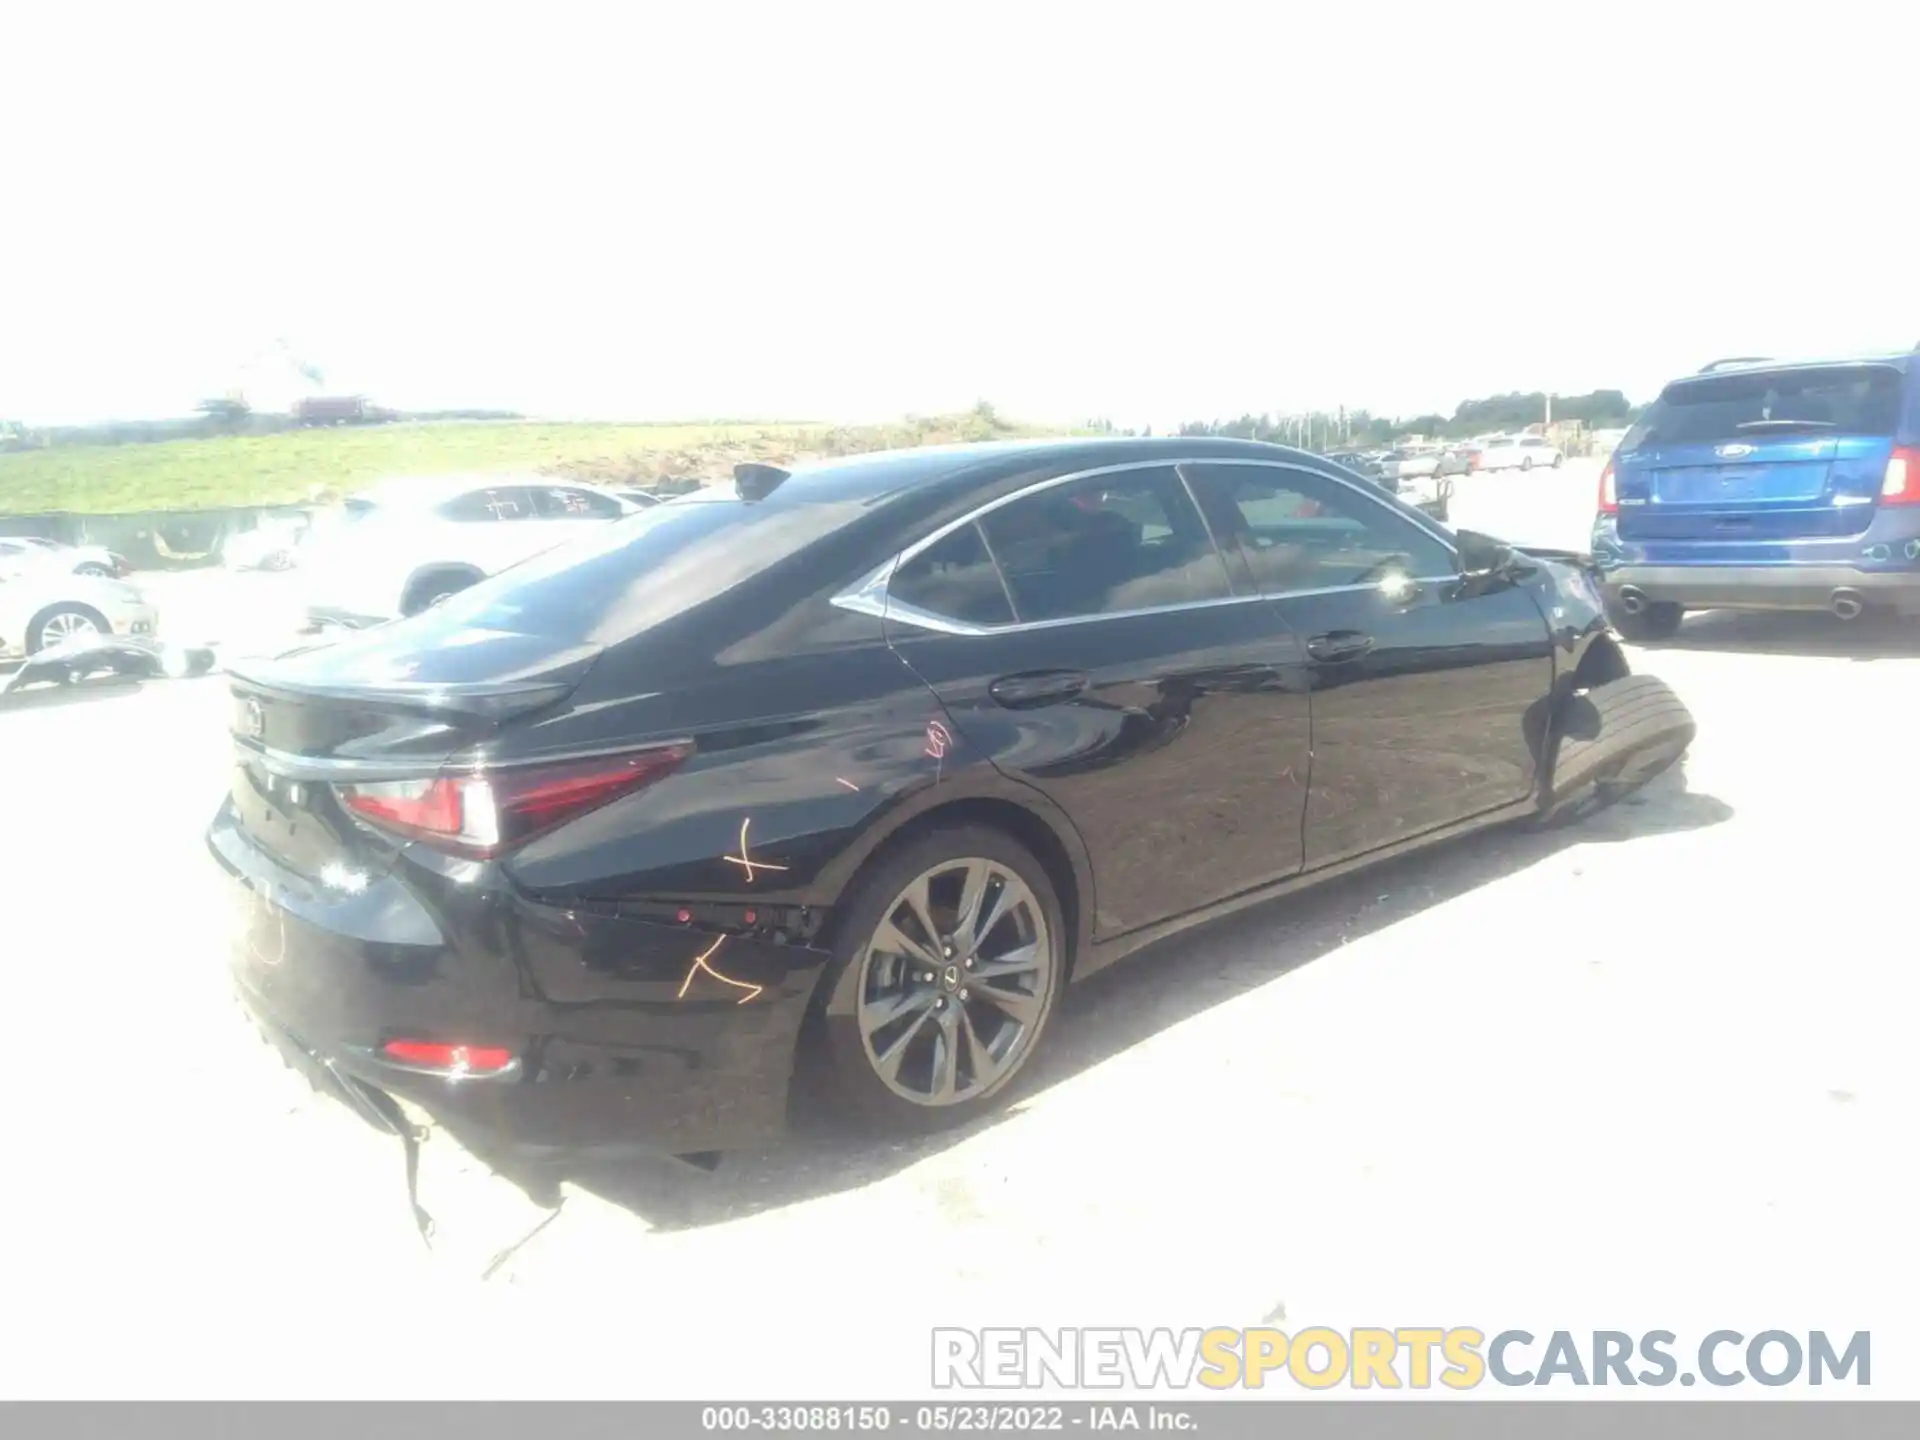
[
  {"left": 855, "top": 857, "right": 1054, "bottom": 1106},
  {"left": 39, "top": 611, "right": 101, "bottom": 647}
]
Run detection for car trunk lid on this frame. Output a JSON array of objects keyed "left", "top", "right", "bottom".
[
  {"left": 224, "top": 625, "right": 601, "bottom": 882},
  {"left": 1615, "top": 364, "right": 1904, "bottom": 543}
]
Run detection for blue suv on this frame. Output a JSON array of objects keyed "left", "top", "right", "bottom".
[{"left": 1590, "top": 351, "right": 1920, "bottom": 639}]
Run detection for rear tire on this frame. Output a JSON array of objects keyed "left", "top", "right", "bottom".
[
  {"left": 27, "top": 604, "right": 107, "bottom": 654},
  {"left": 74, "top": 563, "right": 113, "bottom": 578},
  {"left": 1521, "top": 456, "right": 1534, "bottom": 472},
  {"left": 1608, "top": 599, "right": 1684, "bottom": 642},
  {"left": 1536, "top": 674, "right": 1696, "bottom": 828},
  {"left": 804, "top": 825, "right": 1067, "bottom": 1136}
]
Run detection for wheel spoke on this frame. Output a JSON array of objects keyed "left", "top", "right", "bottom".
[
  {"left": 971, "top": 942, "right": 1040, "bottom": 984},
  {"left": 962, "top": 880, "right": 1020, "bottom": 958},
  {"left": 873, "top": 1007, "right": 933, "bottom": 1084},
  {"left": 971, "top": 979, "right": 1040, "bottom": 1027},
  {"left": 930, "top": 1007, "right": 962, "bottom": 1102},
  {"left": 958, "top": 1006, "right": 1001, "bottom": 1087},
  {"left": 952, "top": 861, "right": 992, "bottom": 951},
  {"left": 873, "top": 917, "right": 941, "bottom": 970},
  {"left": 901, "top": 874, "right": 943, "bottom": 956},
  {"left": 861, "top": 988, "right": 932, "bottom": 1038}
]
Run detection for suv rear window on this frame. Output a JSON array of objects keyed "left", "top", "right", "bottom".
[{"left": 1629, "top": 365, "right": 1904, "bottom": 449}]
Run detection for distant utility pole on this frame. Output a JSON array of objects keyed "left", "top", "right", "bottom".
[{"left": 1545, "top": 392, "right": 1553, "bottom": 428}]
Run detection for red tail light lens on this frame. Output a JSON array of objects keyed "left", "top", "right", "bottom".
[
  {"left": 1597, "top": 460, "right": 1618, "bottom": 515},
  {"left": 381, "top": 1039, "right": 515, "bottom": 1074},
  {"left": 337, "top": 743, "right": 692, "bottom": 857},
  {"left": 1881, "top": 446, "right": 1920, "bottom": 506}
]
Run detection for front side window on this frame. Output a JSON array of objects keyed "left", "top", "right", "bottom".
[
  {"left": 974, "top": 466, "right": 1233, "bottom": 623},
  {"left": 1186, "top": 464, "right": 1455, "bottom": 594}
]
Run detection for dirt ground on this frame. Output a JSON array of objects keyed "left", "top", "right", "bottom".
[{"left": 5, "top": 460, "right": 1917, "bottom": 1398}]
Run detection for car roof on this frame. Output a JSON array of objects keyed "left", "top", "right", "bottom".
[
  {"left": 1678, "top": 352, "right": 1915, "bottom": 384},
  {"left": 709, "top": 435, "right": 1352, "bottom": 515}
]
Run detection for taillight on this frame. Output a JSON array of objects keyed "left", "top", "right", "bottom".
[
  {"left": 1881, "top": 446, "right": 1920, "bottom": 506},
  {"left": 336, "top": 744, "right": 692, "bottom": 857},
  {"left": 1598, "top": 460, "right": 1618, "bottom": 515}
]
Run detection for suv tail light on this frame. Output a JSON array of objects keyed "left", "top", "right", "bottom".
[
  {"left": 1881, "top": 446, "right": 1920, "bottom": 506},
  {"left": 1597, "top": 460, "right": 1618, "bottom": 515},
  {"left": 336, "top": 744, "right": 692, "bottom": 857}
]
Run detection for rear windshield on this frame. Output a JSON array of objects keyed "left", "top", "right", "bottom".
[
  {"left": 396, "top": 487, "right": 875, "bottom": 646},
  {"left": 1629, "top": 365, "right": 1904, "bottom": 449}
]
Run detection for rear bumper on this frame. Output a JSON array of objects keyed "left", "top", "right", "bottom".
[
  {"left": 1597, "top": 564, "right": 1920, "bottom": 611},
  {"left": 207, "top": 799, "right": 833, "bottom": 1160},
  {"left": 1591, "top": 510, "right": 1920, "bottom": 612}
]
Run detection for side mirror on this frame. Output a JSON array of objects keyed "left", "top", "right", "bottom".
[{"left": 1455, "top": 528, "right": 1517, "bottom": 576}]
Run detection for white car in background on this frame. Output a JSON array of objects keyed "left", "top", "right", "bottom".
[
  {"left": 1475, "top": 435, "right": 1564, "bottom": 472},
  {"left": 0, "top": 535, "right": 131, "bottom": 579},
  {"left": 0, "top": 566, "right": 159, "bottom": 661},
  {"left": 221, "top": 515, "right": 310, "bottom": 572},
  {"left": 297, "top": 473, "right": 642, "bottom": 628}
]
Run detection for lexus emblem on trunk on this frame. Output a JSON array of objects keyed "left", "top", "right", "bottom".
[
  {"left": 1715, "top": 443, "right": 1755, "bottom": 459},
  {"left": 242, "top": 698, "right": 265, "bottom": 739}
]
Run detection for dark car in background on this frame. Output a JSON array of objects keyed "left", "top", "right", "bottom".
[
  {"left": 209, "top": 437, "right": 1694, "bottom": 1168},
  {"left": 1592, "top": 351, "right": 1920, "bottom": 638}
]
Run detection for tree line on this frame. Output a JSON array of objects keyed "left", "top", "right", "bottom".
[{"left": 1142, "top": 389, "right": 1638, "bottom": 449}]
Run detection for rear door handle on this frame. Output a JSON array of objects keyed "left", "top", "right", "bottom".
[
  {"left": 989, "top": 670, "right": 1089, "bottom": 708},
  {"left": 1305, "top": 630, "right": 1374, "bottom": 664}
]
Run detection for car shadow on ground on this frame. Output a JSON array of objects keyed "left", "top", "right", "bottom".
[
  {"left": 1640, "top": 609, "right": 1920, "bottom": 661},
  {"left": 536, "top": 765, "right": 1733, "bottom": 1231}
]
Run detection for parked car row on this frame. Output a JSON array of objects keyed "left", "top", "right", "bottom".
[
  {"left": 1322, "top": 448, "right": 1458, "bottom": 522},
  {"left": 1323, "top": 434, "right": 1567, "bottom": 483}
]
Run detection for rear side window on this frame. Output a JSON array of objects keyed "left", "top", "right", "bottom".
[
  {"left": 1631, "top": 366, "right": 1904, "bottom": 449},
  {"left": 889, "top": 525, "right": 1015, "bottom": 627},
  {"left": 975, "top": 467, "right": 1233, "bottom": 623}
]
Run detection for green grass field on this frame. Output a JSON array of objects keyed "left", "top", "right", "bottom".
[{"left": 0, "top": 408, "right": 1049, "bottom": 515}]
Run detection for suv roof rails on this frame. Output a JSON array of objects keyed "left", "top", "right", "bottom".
[{"left": 1698, "top": 356, "right": 1773, "bottom": 373}]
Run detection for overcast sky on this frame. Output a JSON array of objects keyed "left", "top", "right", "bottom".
[{"left": 4, "top": 2, "right": 1914, "bottom": 431}]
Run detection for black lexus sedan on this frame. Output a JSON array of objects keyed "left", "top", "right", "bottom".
[{"left": 209, "top": 437, "right": 1694, "bottom": 1165}]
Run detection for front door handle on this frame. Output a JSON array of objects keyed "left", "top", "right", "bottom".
[
  {"left": 1305, "top": 631, "right": 1374, "bottom": 664},
  {"left": 989, "top": 670, "right": 1089, "bottom": 709}
]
